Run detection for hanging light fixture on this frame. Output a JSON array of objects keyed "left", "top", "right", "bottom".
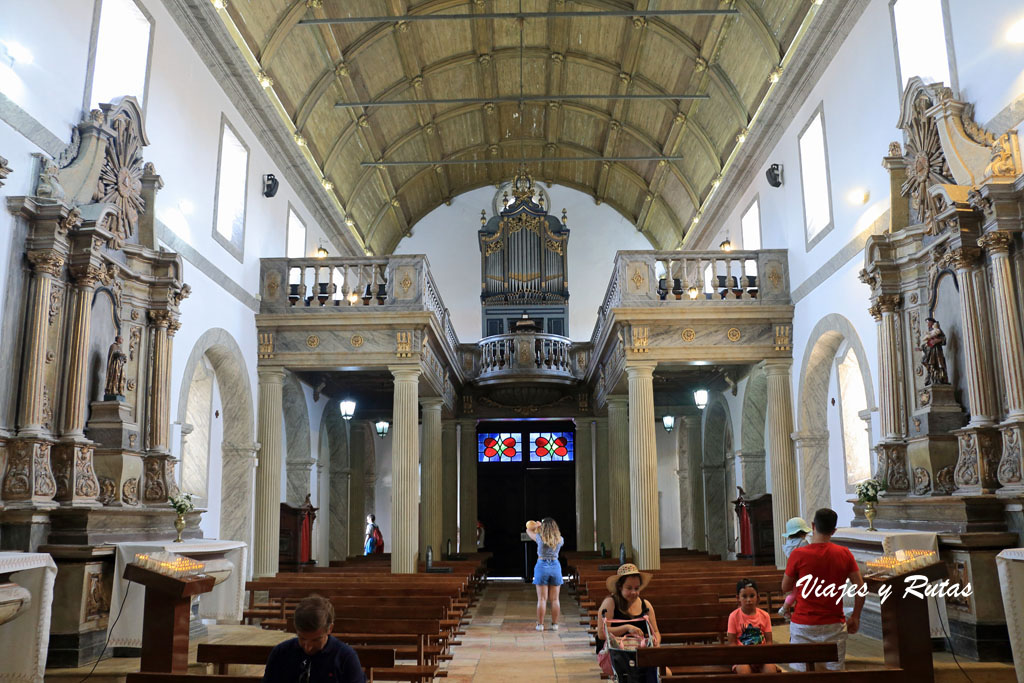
[
  {"left": 375, "top": 420, "right": 390, "bottom": 438},
  {"left": 662, "top": 415, "right": 675, "bottom": 433},
  {"left": 339, "top": 399, "right": 356, "bottom": 420},
  {"left": 693, "top": 389, "right": 708, "bottom": 410},
  {"left": 315, "top": 243, "right": 328, "bottom": 258},
  {"left": 719, "top": 238, "right": 733, "bottom": 252}
]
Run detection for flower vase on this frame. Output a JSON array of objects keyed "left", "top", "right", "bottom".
[
  {"left": 864, "top": 501, "right": 877, "bottom": 531},
  {"left": 173, "top": 513, "right": 186, "bottom": 542}
]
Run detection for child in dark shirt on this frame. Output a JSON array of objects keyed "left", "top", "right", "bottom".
[{"left": 726, "top": 578, "right": 780, "bottom": 674}]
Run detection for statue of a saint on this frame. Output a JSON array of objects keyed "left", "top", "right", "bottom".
[
  {"left": 920, "top": 317, "right": 949, "bottom": 386},
  {"left": 104, "top": 335, "right": 128, "bottom": 400}
]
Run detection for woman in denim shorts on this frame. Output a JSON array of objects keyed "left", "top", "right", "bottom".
[{"left": 526, "top": 517, "right": 564, "bottom": 631}]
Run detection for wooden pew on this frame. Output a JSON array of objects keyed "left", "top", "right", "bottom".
[
  {"left": 636, "top": 642, "right": 838, "bottom": 673},
  {"left": 196, "top": 643, "right": 440, "bottom": 682}
]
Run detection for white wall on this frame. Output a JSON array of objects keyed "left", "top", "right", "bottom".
[
  {"left": 656, "top": 427, "right": 682, "bottom": 548},
  {"left": 396, "top": 184, "right": 652, "bottom": 341}
]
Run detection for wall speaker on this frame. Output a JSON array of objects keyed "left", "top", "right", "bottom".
[
  {"left": 262, "top": 173, "right": 279, "bottom": 198},
  {"left": 765, "top": 163, "right": 783, "bottom": 188}
]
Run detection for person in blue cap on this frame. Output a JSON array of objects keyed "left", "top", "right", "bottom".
[{"left": 778, "top": 516, "right": 812, "bottom": 619}]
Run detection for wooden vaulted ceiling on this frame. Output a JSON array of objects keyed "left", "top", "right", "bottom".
[{"left": 226, "top": 0, "right": 813, "bottom": 254}]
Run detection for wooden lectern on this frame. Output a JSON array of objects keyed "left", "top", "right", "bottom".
[
  {"left": 123, "top": 563, "right": 215, "bottom": 672},
  {"left": 864, "top": 559, "right": 948, "bottom": 681}
]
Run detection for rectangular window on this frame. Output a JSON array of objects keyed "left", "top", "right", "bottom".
[
  {"left": 528, "top": 432, "right": 574, "bottom": 462},
  {"left": 892, "top": 0, "right": 952, "bottom": 89},
  {"left": 212, "top": 118, "right": 249, "bottom": 260},
  {"left": 287, "top": 207, "right": 307, "bottom": 258},
  {"left": 479, "top": 433, "right": 521, "bottom": 462},
  {"left": 798, "top": 108, "right": 833, "bottom": 249},
  {"left": 87, "top": 0, "right": 154, "bottom": 110}
]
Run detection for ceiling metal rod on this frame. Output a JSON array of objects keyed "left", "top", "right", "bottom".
[
  {"left": 300, "top": 9, "right": 739, "bottom": 25},
  {"left": 336, "top": 93, "right": 708, "bottom": 108},
  {"left": 361, "top": 156, "right": 684, "bottom": 167}
]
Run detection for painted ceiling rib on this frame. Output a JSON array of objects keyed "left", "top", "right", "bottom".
[
  {"left": 298, "top": 10, "right": 741, "bottom": 26},
  {"left": 335, "top": 93, "right": 709, "bottom": 107}
]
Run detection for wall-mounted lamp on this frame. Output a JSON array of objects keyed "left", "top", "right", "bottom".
[
  {"left": 846, "top": 187, "right": 870, "bottom": 205},
  {"left": 693, "top": 389, "right": 708, "bottom": 410},
  {"left": 339, "top": 399, "right": 356, "bottom": 420},
  {"left": 765, "top": 163, "right": 783, "bottom": 188},
  {"left": 315, "top": 243, "right": 328, "bottom": 258},
  {"left": 262, "top": 174, "right": 279, "bottom": 198},
  {"left": 719, "top": 239, "right": 733, "bottom": 252},
  {"left": 662, "top": 415, "right": 675, "bottom": 433},
  {"left": 687, "top": 285, "right": 699, "bottom": 300},
  {"left": 375, "top": 420, "right": 390, "bottom": 438}
]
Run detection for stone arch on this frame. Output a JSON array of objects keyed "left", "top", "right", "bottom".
[
  {"left": 738, "top": 364, "right": 768, "bottom": 496},
  {"left": 282, "top": 372, "right": 312, "bottom": 505},
  {"left": 796, "top": 314, "right": 876, "bottom": 516},
  {"left": 319, "top": 402, "right": 351, "bottom": 562},
  {"left": 702, "top": 394, "right": 734, "bottom": 558},
  {"left": 176, "top": 328, "right": 255, "bottom": 545}
]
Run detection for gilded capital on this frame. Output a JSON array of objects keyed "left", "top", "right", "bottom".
[
  {"left": 877, "top": 294, "right": 901, "bottom": 313},
  {"left": 27, "top": 250, "right": 65, "bottom": 276},
  {"left": 149, "top": 310, "right": 173, "bottom": 327},
  {"left": 978, "top": 230, "right": 1012, "bottom": 255},
  {"left": 940, "top": 247, "right": 981, "bottom": 270},
  {"left": 167, "top": 319, "right": 182, "bottom": 337},
  {"left": 71, "top": 263, "right": 104, "bottom": 287},
  {"left": 867, "top": 302, "right": 882, "bottom": 321}
]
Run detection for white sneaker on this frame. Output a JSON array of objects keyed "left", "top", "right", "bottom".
[
  {"left": 550, "top": 624, "right": 559, "bottom": 631},
  {"left": 535, "top": 624, "right": 544, "bottom": 631}
]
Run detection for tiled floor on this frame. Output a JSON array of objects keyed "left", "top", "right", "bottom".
[{"left": 444, "top": 579, "right": 599, "bottom": 682}]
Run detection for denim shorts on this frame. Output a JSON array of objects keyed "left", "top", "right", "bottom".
[{"left": 533, "top": 560, "right": 563, "bottom": 586}]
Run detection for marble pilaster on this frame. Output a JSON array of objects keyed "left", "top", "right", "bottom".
[
  {"left": 607, "top": 396, "right": 631, "bottom": 559},
  {"left": 329, "top": 464, "right": 351, "bottom": 562},
  {"left": 594, "top": 417, "right": 611, "bottom": 551},
  {"left": 792, "top": 432, "right": 830, "bottom": 515},
  {"left": 254, "top": 367, "right": 285, "bottom": 577},
  {"left": 420, "top": 398, "right": 443, "bottom": 558},
  {"left": 458, "top": 419, "right": 478, "bottom": 553},
  {"left": 441, "top": 420, "right": 458, "bottom": 553},
  {"left": 673, "top": 419, "right": 692, "bottom": 549},
  {"left": 219, "top": 441, "right": 259, "bottom": 545},
  {"left": 349, "top": 421, "right": 369, "bottom": 555},
  {"left": 574, "top": 417, "right": 595, "bottom": 551},
  {"left": 626, "top": 363, "right": 660, "bottom": 570},
  {"left": 19, "top": 250, "right": 64, "bottom": 436},
  {"left": 684, "top": 415, "right": 705, "bottom": 551},
  {"left": 285, "top": 457, "right": 316, "bottom": 507},
  {"left": 391, "top": 367, "right": 421, "bottom": 573},
  {"left": 703, "top": 462, "right": 727, "bottom": 558},
  {"left": 736, "top": 450, "right": 766, "bottom": 497},
  {"left": 764, "top": 358, "right": 798, "bottom": 568}
]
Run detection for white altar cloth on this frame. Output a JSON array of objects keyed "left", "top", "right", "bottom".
[
  {"left": 107, "top": 539, "right": 246, "bottom": 649},
  {"left": 996, "top": 548, "right": 1024, "bottom": 683},
  {"left": 0, "top": 551, "right": 57, "bottom": 683}
]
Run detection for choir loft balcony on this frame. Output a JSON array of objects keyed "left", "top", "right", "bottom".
[{"left": 470, "top": 331, "right": 581, "bottom": 386}]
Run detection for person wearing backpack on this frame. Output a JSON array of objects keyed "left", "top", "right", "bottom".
[{"left": 364, "top": 514, "right": 383, "bottom": 555}]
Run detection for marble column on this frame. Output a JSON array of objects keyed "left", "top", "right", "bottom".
[
  {"left": 329, "top": 460, "right": 351, "bottom": 563},
  {"left": 441, "top": 420, "right": 458, "bottom": 554},
  {"left": 594, "top": 417, "right": 611, "bottom": 552},
  {"left": 944, "top": 247, "right": 1003, "bottom": 494},
  {"left": 142, "top": 312, "right": 179, "bottom": 506},
  {"left": 736, "top": 450, "right": 766, "bottom": 497},
  {"left": 458, "top": 419, "right": 478, "bottom": 553},
  {"left": 574, "top": 417, "right": 595, "bottom": 551},
  {"left": 684, "top": 415, "right": 705, "bottom": 551},
  {"left": 674, "top": 419, "right": 692, "bottom": 549},
  {"left": 703, "top": 462, "right": 727, "bottom": 558},
  {"left": 348, "top": 421, "right": 369, "bottom": 557},
  {"left": 220, "top": 441, "right": 259, "bottom": 545},
  {"left": 626, "top": 364, "right": 660, "bottom": 570},
  {"left": 18, "top": 250, "right": 64, "bottom": 436},
  {"left": 420, "top": 398, "right": 443, "bottom": 558},
  {"left": 607, "top": 396, "right": 631, "bottom": 560},
  {"left": 979, "top": 232, "right": 1024, "bottom": 494},
  {"left": 792, "top": 431, "right": 830, "bottom": 516},
  {"left": 871, "top": 296, "right": 910, "bottom": 495},
  {"left": 764, "top": 359, "right": 798, "bottom": 568},
  {"left": 254, "top": 367, "right": 285, "bottom": 577},
  {"left": 391, "top": 367, "right": 421, "bottom": 573}
]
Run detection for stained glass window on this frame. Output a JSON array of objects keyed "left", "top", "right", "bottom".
[
  {"left": 478, "top": 432, "right": 522, "bottom": 462},
  {"left": 529, "top": 432, "right": 574, "bottom": 462}
]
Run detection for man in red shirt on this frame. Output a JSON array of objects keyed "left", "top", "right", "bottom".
[{"left": 780, "top": 507, "right": 864, "bottom": 671}]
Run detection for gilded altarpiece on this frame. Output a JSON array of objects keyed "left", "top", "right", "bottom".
[
  {"left": 856, "top": 78, "right": 1024, "bottom": 658},
  {"left": 1, "top": 97, "right": 191, "bottom": 665}
]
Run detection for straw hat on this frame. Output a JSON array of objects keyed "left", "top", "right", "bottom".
[
  {"left": 605, "top": 563, "right": 652, "bottom": 594},
  {"left": 781, "top": 517, "right": 812, "bottom": 538}
]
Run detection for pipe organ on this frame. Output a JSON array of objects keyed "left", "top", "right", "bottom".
[{"left": 479, "top": 170, "right": 570, "bottom": 337}]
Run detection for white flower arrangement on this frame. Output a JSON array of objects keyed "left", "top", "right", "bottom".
[
  {"left": 856, "top": 478, "right": 884, "bottom": 503},
  {"left": 169, "top": 492, "right": 195, "bottom": 515}
]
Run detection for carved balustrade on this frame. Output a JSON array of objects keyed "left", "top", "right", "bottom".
[{"left": 475, "top": 332, "right": 577, "bottom": 383}]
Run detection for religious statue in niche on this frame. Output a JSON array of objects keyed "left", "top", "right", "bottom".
[
  {"left": 920, "top": 317, "right": 949, "bottom": 386},
  {"left": 103, "top": 335, "right": 128, "bottom": 401}
]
